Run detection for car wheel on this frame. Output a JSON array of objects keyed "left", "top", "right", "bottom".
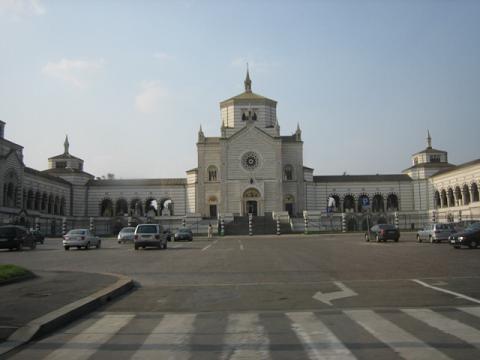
[
  {"left": 77, "top": 246, "right": 81, "bottom": 250},
  {"left": 189, "top": 238, "right": 193, "bottom": 242},
  {"left": 417, "top": 235, "right": 422, "bottom": 243},
  {"left": 454, "top": 245, "right": 461, "bottom": 249},
  {"left": 469, "top": 240, "right": 478, "bottom": 249},
  {"left": 85, "top": 242, "right": 90, "bottom": 250},
  {"left": 64, "top": 246, "right": 70, "bottom": 251},
  {"left": 394, "top": 237, "right": 399, "bottom": 242},
  {"left": 96, "top": 240, "right": 101, "bottom": 249},
  {"left": 375, "top": 235, "right": 380, "bottom": 243}
]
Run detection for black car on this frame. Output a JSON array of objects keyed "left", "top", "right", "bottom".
[
  {"left": 174, "top": 228, "right": 193, "bottom": 241},
  {"left": 0, "top": 225, "right": 36, "bottom": 251},
  {"left": 30, "top": 229, "right": 45, "bottom": 244},
  {"left": 365, "top": 224, "right": 400, "bottom": 242},
  {"left": 450, "top": 222, "right": 480, "bottom": 249}
]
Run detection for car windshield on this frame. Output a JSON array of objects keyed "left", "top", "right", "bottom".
[
  {"left": 466, "top": 222, "right": 480, "bottom": 231},
  {"left": 68, "top": 230, "right": 86, "bottom": 235},
  {"left": 0, "top": 227, "right": 16, "bottom": 237},
  {"left": 136, "top": 225, "right": 158, "bottom": 234}
]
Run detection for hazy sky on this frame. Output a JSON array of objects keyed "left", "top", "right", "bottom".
[{"left": 1, "top": 0, "right": 479, "bottom": 179}]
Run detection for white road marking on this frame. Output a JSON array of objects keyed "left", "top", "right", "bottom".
[
  {"left": 220, "top": 313, "right": 270, "bottom": 360},
  {"left": 412, "top": 279, "right": 480, "bottom": 304},
  {"left": 131, "top": 314, "right": 196, "bottom": 360},
  {"left": 44, "top": 314, "right": 134, "bottom": 360},
  {"left": 345, "top": 309, "right": 452, "bottom": 360},
  {"left": 201, "top": 239, "right": 218, "bottom": 251},
  {"left": 459, "top": 306, "right": 480, "bottom": 318},
  {"left": 287, "top": 312, "right": 356, "bottom": 360},
  {"left": 403, "top": 308, "right": 480, "bottom": 349},
  {"left": 238, "top": 239, "right": 244, "bottom": 251},
  {"left": 313, "top": 281, "right": 358, "bottom": 306}
]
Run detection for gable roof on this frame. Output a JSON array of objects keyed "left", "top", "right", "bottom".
[{"left": 24, "top": 167, "right": 72, "bottom": 186}]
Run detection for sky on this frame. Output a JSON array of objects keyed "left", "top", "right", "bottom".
[{"left": 1, "top": 0, "right": 479, "bottom": 179}]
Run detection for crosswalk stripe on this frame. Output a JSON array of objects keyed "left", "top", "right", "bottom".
[
  {"left": 130, "top": 313, "right": 196, "bottom": 360},
  {"left": 286, "top": 312, "right": 357, "bottom": 360},
  {"left": 43, "top": 314, "right": 134, "bottom": 360},
  {"left": 403, "top": 308, "right": 480, "bottom": 349},
  {"left": 459, "top": 306, "right": 480, "bottom": 319},
  {"left": 345, "top": 309, "right": 452, "bottom": 360},
  {"left": 220, "top": 313, "right": 270, "bottom": 360}
]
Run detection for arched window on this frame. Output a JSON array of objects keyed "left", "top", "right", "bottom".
[
  {"left": 327, "top": 194, "right": 341, "bottom": 212},
  {"left": 34, "top": 191, "right": 41, "bottom": 211},
  {"left": 161, "top": 199, "right": 174, "bottom": 216},
  {"left": 41, "top": 193, "right": 48, "bottom": 212},
  {"left": 100, "top": 198, "right": 114, "bottom": 217},
  {"left": 48, "top": 194, "right": 54, "bottom": 214},
  {"left": 386, "top": 194, "right": 399, "bottom": 211},
  {"left": 454, "top": 186, "right": 462, "bottom": 206},
  {"left": 60, "top": 197, "right": 66, "bottom": 216},
  {"left": 343, "top": 195, "right": 355, "bottom": 212},
  {"left": 357, "top": 194, "right": 370, "bottom": 212},
  {"left": 26, "top": 190, "right": 34, "bottom": 210},
  {"left": 472, "top": 183, "right": 479, "bottom": 202},
  {"left": 145, "top": 198, "right": 158, "bottom": 217},
  {"left": 130, "top": 198, "right": 143, "bottom": 216},
  {"left": 372, "top": 194, "right": 385, "bottom": 213},
  {"left": 462, "top": 184, "right": 471, "bottom": 205},
  {"left": 434, "top": 190, "right": 441, "bottom": 209},
  {"left": 284, "top": 165, "right": 294, "bottom": 181},
  {"left": 207, "top": 166, "right": 218, "bottom": 182},
  {"left": 447, "top": 188, "right": 455, "bottom": 207},
  {"left": 115, "top": 198, "right": 129, "bottom": 216},
  {"left": 54, "top": 196, "right": 60, "bottom": 215},
  {"left": 441, "top": 189, "right": 447, "bottom": 208}
]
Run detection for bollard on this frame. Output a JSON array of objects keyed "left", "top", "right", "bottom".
[
  {"left": 182, "top": 216, "right": 186, "bottom": 228},
  {"left": 62, "top": 217, "right": 67, "bottom": 236},
  {"left": 220, "top": 216, "right": 225, "bottom": 236},
  {"left": 304, "top": 216, "right": 308, "bottom": 234},
  {"left": 458, "top": 210, "right": 462, "bottom": 223},
  {"left": 35, "top": 217, "right": 40, "bottom": 232},
  {"left": 394, "top": 212, "right": 399, "bottom": 229},
  {"left": 431, "top": 210, "right": 436, "bottom": 224},
  {"left": 276, "top": 216, "right": 280, "bottom": 235},
  {"left": 89, "top": 217, "right": 95, "bottom": 234},
  {"left": 248, "top": 213, "right": 252, "bottom": 236},
  {"left": 341, "top": 213, "right": 346, "bottom": 233}
]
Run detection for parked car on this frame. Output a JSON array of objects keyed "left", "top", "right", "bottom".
[
  {"left": 416, "top": 223, "right": 456, "bottom": 243},
  {"left": 0, "top": 225, "right": 36, "bottom": 251},
  {"left": 134, "top": 224, "right": 168, "bottom": 250},
  {"left": 30, "top": 229, "right": 45, "bottom": 244},
  {"left": 117, "top": 227, "right": 135, "bottom": 243},
  {"left": 63, "top": 229, "right": 101, "bottom": 250},
  {"left": 174, "top": 228, "right": 193, "bottom": 241},
  {"left": 365, "top": 224, "right": 400, "bottom": 242},
  {"left": 449, "top": 222, "right": 480, "bottom": 249}
]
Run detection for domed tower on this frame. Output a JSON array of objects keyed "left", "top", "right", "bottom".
[{"left": 219, "top": 68, "right": 279, "bottom": 138}]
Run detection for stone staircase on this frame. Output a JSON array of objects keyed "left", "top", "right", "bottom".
[{"left": 225, "top": 216, "right": 292, "bottom": 235}]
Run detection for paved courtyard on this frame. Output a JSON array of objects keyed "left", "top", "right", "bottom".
[{"left": 2, "top": 233, "right": 480, "bottom": 359}]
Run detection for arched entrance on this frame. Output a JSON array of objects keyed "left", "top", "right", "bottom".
[
  {"left": 243, "top": 188, "right": 261, "bottom": 216},
  {"left": 284, "top": 194, "right": 295, "bottom": 217},
  {"left": 208, "top": 195, "right": 218, "bottom": 218}
]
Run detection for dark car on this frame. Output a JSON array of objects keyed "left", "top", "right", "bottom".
[
  {"left": 0, "top": 225, "right": 36, "bottom": 251},
  {"left": 365, "top": 224, "right": 400, "bottom": 242},
  {"left": 450, "top": 222, "right": 480, "bottom": 249},
  {"left": 30, "top": 229, "right": 45, "bottom": 244},
  {"left": 174, "top": 228, "right": 193, "bottom": 241}
]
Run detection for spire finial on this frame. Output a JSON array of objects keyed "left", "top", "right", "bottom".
[
  {"left": 427, "top": 129, "right": 432, "bottom": 148},
  {"left": 244, "top": 64, "right": 252, "bottom": 93},
  {"left": 64, "top": 134, "right": 70, "bottom": 154}
]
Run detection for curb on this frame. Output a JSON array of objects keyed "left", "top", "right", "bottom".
[
  {"left": 0, "top": 272, "right": 35, "bottom": 287},
  {"left": 0, "top": 272, "right": 134, "bottom": 357}
]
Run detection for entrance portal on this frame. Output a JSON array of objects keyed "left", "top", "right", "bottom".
[
  {"left": 246, "top": 200, "right": 258, "bottom": 216},
  {"left": 209, "top": 204, "right": 217, "bottom": 218}
]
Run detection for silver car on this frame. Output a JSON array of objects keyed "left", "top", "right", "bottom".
[
  {"left": 416, "top": 223, "right": 456, "bottom": 243},
  {"left": 63, "top": 229, "right": 101, "bottom": 250},
  {"left": 134, "top": 224, "right": 168, "bottom": 250},
  {"left": 117, "top": 227, "right": 135, "bottom": 243}
]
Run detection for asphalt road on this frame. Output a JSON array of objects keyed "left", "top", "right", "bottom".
[{"left": 3, "top": 233, "right": 480, "bottom": 359}]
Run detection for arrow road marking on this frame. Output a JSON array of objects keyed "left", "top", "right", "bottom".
[{"left": 313, "top": 281, "right": 358, "bottom": 306}]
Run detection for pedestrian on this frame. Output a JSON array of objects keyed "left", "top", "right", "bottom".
[{"left": 208, "top": 223, "right": 213, "bottom": 239}]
